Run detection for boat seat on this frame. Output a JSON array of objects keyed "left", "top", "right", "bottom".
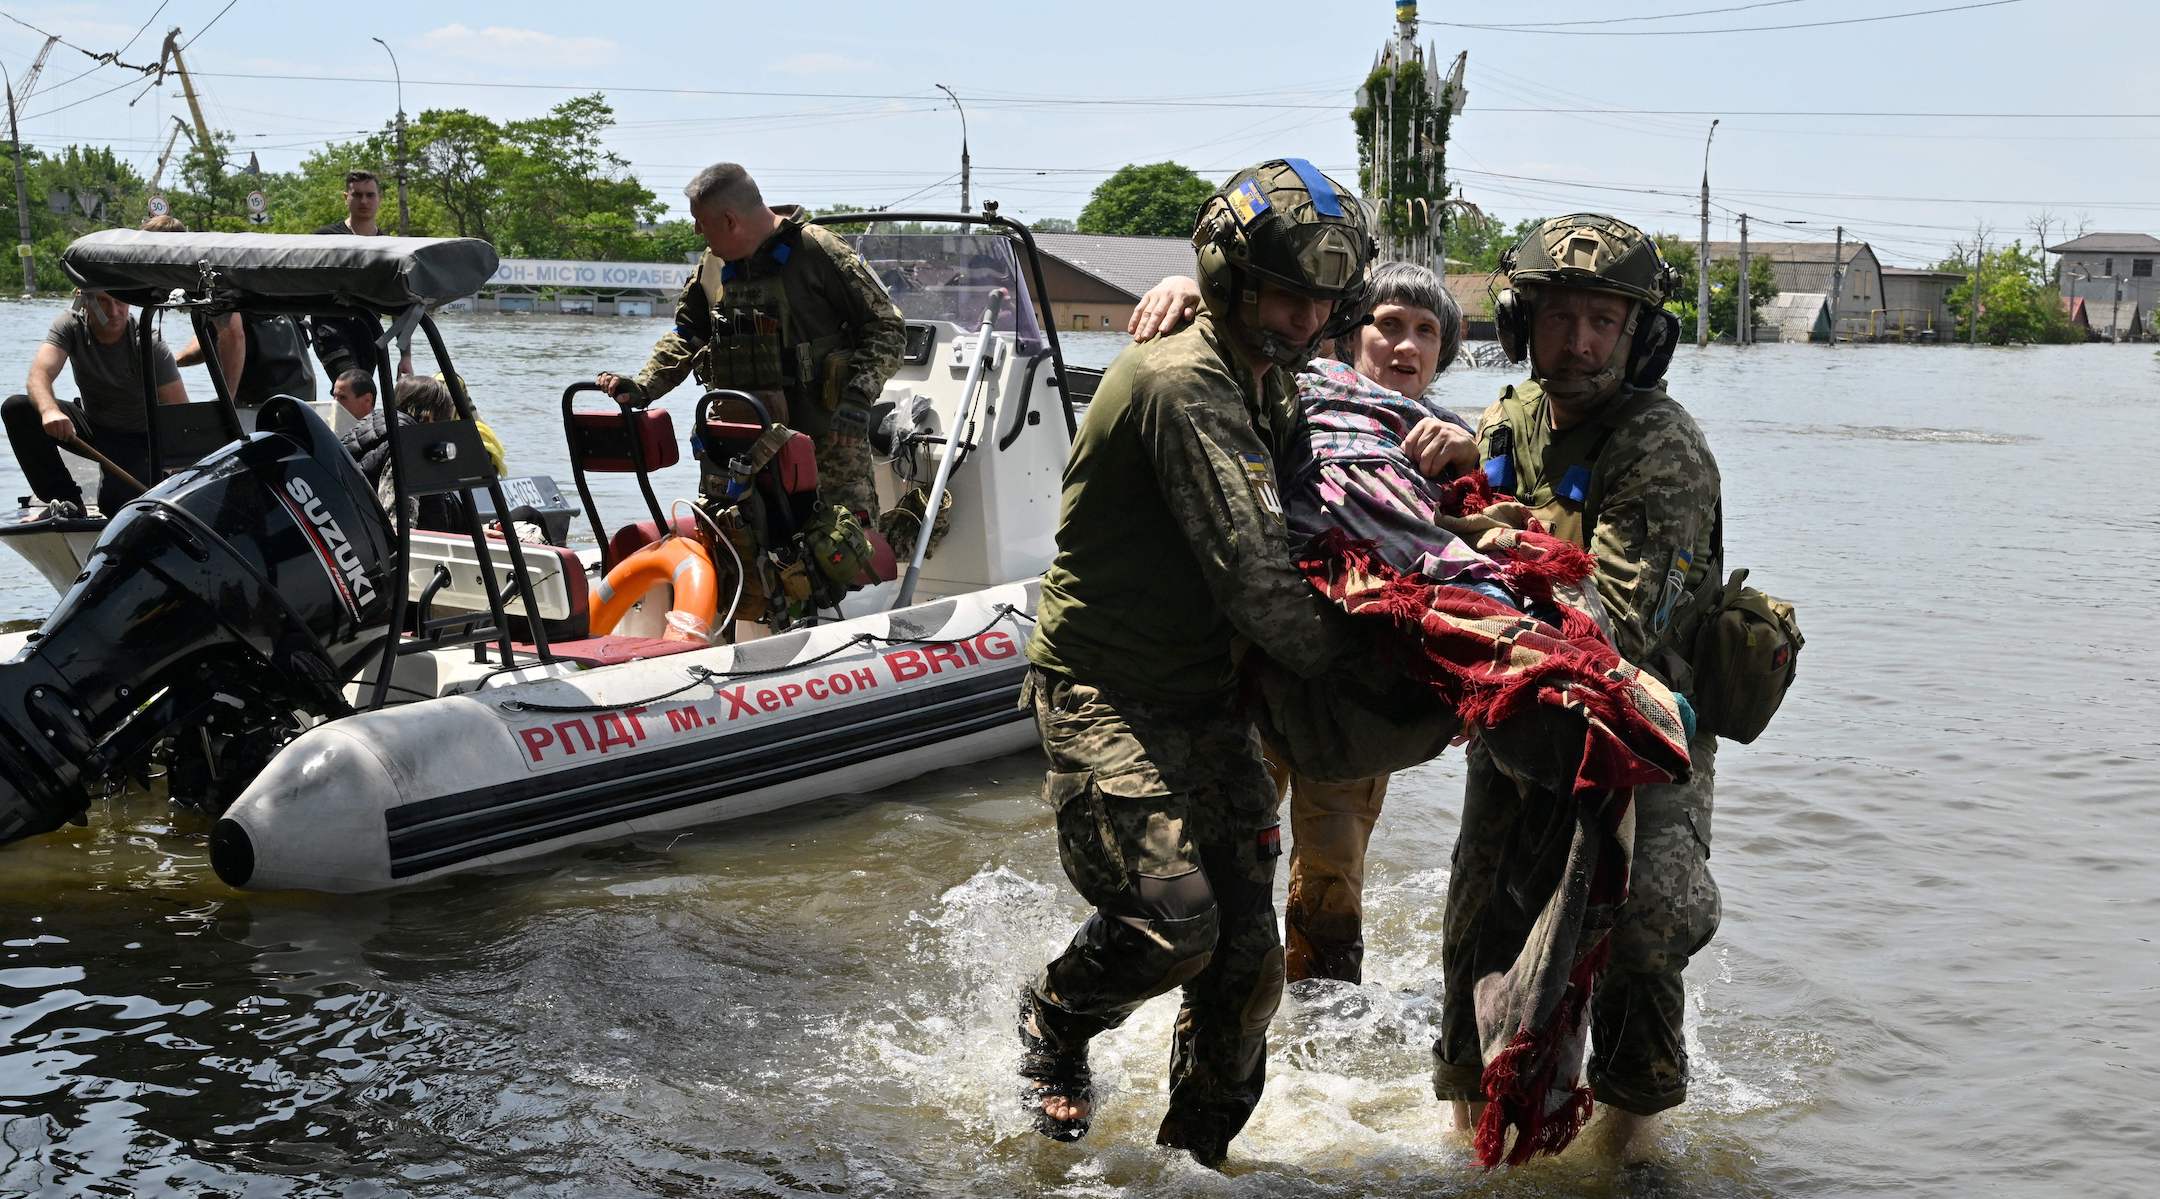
[
  {"left": 606, "top": 515, "right": 702, "bottom": 568},
  {"left": 509, "top": 634, "right": 706, "bottom": 668}
]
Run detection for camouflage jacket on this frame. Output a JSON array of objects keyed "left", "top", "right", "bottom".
[
  {"left": 632, "top": 206, "right": 906, "bottom": 435},
  {"left": 1477, "top": 380, "right": 1720, "bottom": 670},
  {"left": 1028, "top": 312, "right": 1357, "bottom": 705}
]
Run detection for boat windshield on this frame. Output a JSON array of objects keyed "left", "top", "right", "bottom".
[{"left": 848, "top": 231, "right": 1045, "bottom": 352}]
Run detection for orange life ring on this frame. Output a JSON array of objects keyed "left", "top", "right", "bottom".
[{"left": 589, "top": 535, "right": 719, "bottom": 642}]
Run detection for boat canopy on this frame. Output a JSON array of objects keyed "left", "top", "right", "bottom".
[{"left": 61, "top": 231, "right": 500, "bottom": 313}]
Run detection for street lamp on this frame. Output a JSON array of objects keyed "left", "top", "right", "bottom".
[
  {"left": 934, "top": 83, "right": 970, "bottom": 214},
  {"left": 371, "top": 36, "right": 409, "bottom": 236},
  {"left": 1696, "top": 118, "right": 1717, "bottom": 347}
]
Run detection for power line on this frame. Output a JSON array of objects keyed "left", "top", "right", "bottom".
[
  {"left": 116, "top": 1, "right": 169, "bottom": 57},
  {"left": 1436, "top": 1, "right": 1806, "bottom": 28},
  {"left": 181, "top": 1, "right": 239, "bottom": 51},
  {"left": 1432, "top": 0, "right": 2024, "bottom": 36}
]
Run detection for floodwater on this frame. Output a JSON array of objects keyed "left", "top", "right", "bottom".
[{"left": 1, "top": 302, "right": 2156, "bottom": 1198}]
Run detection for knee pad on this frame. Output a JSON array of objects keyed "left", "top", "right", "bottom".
[{"left": 1123, "top": 868, "right": 1220, "bottom": 987}]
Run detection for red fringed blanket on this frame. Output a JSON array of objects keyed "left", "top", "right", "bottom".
[{"left": 1291, "top": 472, "right": 1690, "bottom": 1167}]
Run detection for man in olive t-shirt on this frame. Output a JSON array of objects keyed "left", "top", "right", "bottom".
[{"left": 2, "top": 292, "right": 187, "bottom": 517}]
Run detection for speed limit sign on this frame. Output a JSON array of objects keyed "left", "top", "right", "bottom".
[
  {"left": 245, "top": 190, "right": 266, "bottom": 214},
  {"left": 146, "top": 195, "right": 169, "bottom": 217}
]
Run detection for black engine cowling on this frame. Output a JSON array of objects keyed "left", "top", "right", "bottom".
[{"left": 0, "top": 397, "right": 393, "bottom": 843}]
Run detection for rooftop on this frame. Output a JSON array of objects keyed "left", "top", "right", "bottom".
[
  {"left": 1704, "top": 240, "right": 1871, "bottom": 265},
  {"left": 2045, "top": 232, "right": 2160, "bottom": 255},
  {"left": 1028, "top": 231, "right": 1195, "bottom": 300},
  {"left": 1883, "top": 266, "right": 1966, "bottom": 279}
]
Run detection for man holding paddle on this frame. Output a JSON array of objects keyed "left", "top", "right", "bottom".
[{"left": 2, "top": 288, "right": 187, "bottom": 519}]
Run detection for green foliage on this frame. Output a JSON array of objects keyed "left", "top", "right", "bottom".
[
  {"left": 1076, "top": 162, "right": 1214, "bottom": 238},
  {"left": 256, "top": 95, "right": 667, "bottom": 260},
  {"left": 1351, "top": 59, "right": 1454, "bottom": 244},
  {"left": 1452, "top": 214, "right": 1543, "bottom": 275},
  {"left": 1029, "top": 216, "right": 1076, "bottom": 233},
  {"left": 1937, "top": 241, "right": 2083, "bottom": 344},
  {"left": 0, "top": 143, "right": 153, "bottom": 290}
]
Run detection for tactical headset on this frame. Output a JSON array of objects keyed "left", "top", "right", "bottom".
[{"left": 1490, "top": 247, "right": 1682, "bottom": 390}]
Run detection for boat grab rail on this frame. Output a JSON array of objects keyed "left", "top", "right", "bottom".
[{"left": 494, "top": 602, "right": 1036, "bottom": 716}]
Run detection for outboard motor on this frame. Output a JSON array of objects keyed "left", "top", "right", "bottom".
[{"left": 0, "top": 397, "right": 393, "bottom": 844}]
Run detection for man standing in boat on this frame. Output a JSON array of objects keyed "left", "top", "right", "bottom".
[
  {"left": 1016, "top": 158, "right": 1374, "bottom": 1168},
  {"left": 596, "top": 162, "right": 906, "bottom": 529},
  {"left": 309, "top": 169, "right": 413, "bottom": 383}
]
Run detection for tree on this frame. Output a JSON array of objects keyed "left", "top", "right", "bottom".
[
  {"left": 1452, "top": 214, "right": 1542, "bottom": 275},
  {"left": 1937, "top": 241, "right": 2083, "bottom": 344},
  {"left": 1030, "top": 216, "right": 1076, "bottom": 233},
  {"left": 0, "top": 143, "right": 153, "bottom": 290},
  {"left": 1076, "top": 162, "right": 1214, "bottom": 238}
]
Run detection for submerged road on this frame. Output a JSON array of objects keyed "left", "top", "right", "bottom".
[{"left": 1, "top": 304, "right": 2155, "bottom": 1197}]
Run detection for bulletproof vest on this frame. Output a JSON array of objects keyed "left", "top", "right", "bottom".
[
  {"left": 236, "top": 314, "right": 318, "bottom": 406},
  {"left": 1478, "top": 380, "right": 1655, "bottom": 548},
  {"left": 695, "top": 230, "right": 853, "bottom": 413}
]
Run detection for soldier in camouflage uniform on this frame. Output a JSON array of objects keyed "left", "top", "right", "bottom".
[
  {"left": 597, "top": 162, "right": 905, "bottom": 525},
  {"left": 1018, "top": 159, "right": 1376, "bottom": 1167},
  {"left": 1429, "top": 213, "right": 1723, "bottom": 1163}
]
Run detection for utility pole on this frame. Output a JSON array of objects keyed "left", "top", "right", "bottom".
[
  {"left": 2112, "top": 271, "right": 2123, "bottom": 344},
  {"left": 933, "top": 85, "right": 970, "bottom": 214},
  {"left": 1698, "top": 119, "right": 1717, "bottom": 348},
  {"left": 372, "top": 38, "right": 410, "bottom": 235},
  {"left": 1828, "top": 225, "right": 1844, "bottom": 342},
  {"left": 5, "top": 38, "right": 58, "bottom": 298},
  {"left": 1736, "top": 212, "right": 1751, "bottom": 346},
  {"left": 1968, "top": 228, "right": 1984, "bottom": 346},
  {"left": 5, "top": 75, "right": 31, "bottom": 298}
]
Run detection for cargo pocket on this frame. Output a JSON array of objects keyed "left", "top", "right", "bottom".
[{"left": 1047, "top": 769, "right": 1130, "bottom": 906}]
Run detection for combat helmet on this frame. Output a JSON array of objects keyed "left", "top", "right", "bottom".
[
  {"left": 1494, "top": 212, "right": 1682, "bottom": 396},
  {"left": 1192, "top": 158, "right": 1377, "bottom": 368}
]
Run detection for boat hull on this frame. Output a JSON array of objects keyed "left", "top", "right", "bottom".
[{"left": 213, "top": 581, "right": 1041, "bottom": 892}]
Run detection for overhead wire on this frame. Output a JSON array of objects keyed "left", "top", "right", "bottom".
[{"left": 1429, "top": 0, "right": 2025, "bottom": 37}]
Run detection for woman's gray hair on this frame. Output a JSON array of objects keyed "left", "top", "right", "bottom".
[{"left": 1364, "top": 261, "right": 1465, "bottom": 373}]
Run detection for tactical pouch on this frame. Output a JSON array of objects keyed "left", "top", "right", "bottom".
[
  {"left": 1686, "top": 568, "right": 1802, "bottom": 744},
  {"left": 801, "top": 501, "right": 875, "bottom": 592}
]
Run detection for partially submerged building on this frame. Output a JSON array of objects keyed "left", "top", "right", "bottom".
[
  {"left": 1707, "top": 239, "right": 1883, "bottom": 342},
  {"left": 1880, "top": 267, "right": 1964, "bottom": 341}
]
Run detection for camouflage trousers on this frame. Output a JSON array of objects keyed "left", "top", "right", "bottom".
[
  {"left": 1264, "top": 756, "right": 1390, "bottom": 985},
  {"left": 1433, "top": 729, "right": 1721, "bottom": 1116},
  {"left": 1021, "top": 667, "right": 1286, "bottom": 1164},
  {"left": 813, "top": 427, "right": 878, "bottom": 523}
]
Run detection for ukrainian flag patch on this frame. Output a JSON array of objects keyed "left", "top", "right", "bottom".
[{"left": 1228, "top": 179, "right": 1271, "bottom": 226}]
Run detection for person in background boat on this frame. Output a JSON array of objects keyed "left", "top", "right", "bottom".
[
  {"left": 594, "top": 161, "right": 906, "bottom": 529},
  {"left": 332, "top": 368, "right": 377, "bottom": 420},
  {"left": 309, "top": 169, "right": 413, "bottom": 383},
  {"left": 1437, "top": 214, "right": 1721, "bottom": 1164},
  {"left": 1126, "top": 260, "right": 1472, "bottom": 986},
  {"left": 339, "top": 374, "right": 465, "bottom": 532},
  {"left": 1016, "top": 158, "right": 1375, "bottom": 1168},
  {"left": 146, "top": 215, "right": 319, "bottom": 406},
  {"left": 3, "top": 289, "right": 187, "bottom": 519}
]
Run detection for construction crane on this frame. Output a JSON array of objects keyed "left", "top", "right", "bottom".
[
  {"left": 158, "top": 28, "right": 217, "bottom": 169},
  {"left": 145, "top": 117, "right": 191, "bottom": 219},
  {"left": 6, "top": 35, "right": 60, "bottom": 297}
]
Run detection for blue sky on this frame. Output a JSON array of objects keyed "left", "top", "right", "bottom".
[{"left": 1, "top": 0, "right": 2154, "bottom": 267}]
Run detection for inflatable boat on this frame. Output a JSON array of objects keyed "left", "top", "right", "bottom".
[{"left": 0, "top": 214, "right": 1082, "bottom": 892}]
